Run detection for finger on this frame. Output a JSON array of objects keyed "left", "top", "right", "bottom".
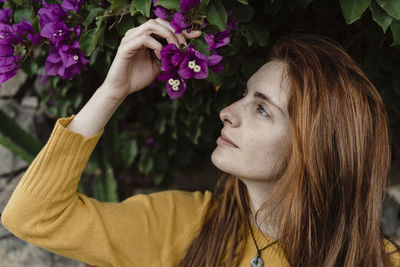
[
  {"left": 120, "top": 35, "right": 163, "bottom": 59},
  {"left": 182, "top": 28, "right": 202, "bottom": 39},
  {"left": 145, "top": 19, "right": 181, "bottom": 48},
  {"left": 155, "top": 18, "right": 187, "bottom": 46},
  {"left": 155, "top": 18, "right": 202, "bottom": 41}
]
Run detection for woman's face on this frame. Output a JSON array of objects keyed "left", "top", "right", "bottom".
[{"left": 211, "top": 59, "right": 291, "bottom": 182}]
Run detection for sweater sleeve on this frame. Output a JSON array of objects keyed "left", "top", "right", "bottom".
[{"left": 1, "top": 114, "right": 213, "bottom": 267}]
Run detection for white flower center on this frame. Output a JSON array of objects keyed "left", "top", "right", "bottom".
[
  {"left": 188, "top": 60, "right": 196, "bottom": 69},
  {"left": 73, "top": 55, "right": 79, "bottom": 60},
  {"left": 194, "top": 65, "right": 201, "bottom": 72}
]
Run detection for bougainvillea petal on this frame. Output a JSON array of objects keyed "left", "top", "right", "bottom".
[
  {"left": 170, "top": 12, "right": 190, "bottom": 34},
  {"left": 154, "top": 6, "right": 170, "bottom": 20},
  {"left": 0, "top": 7, "right": 13, "bottom": 25},
  {"left": 180, "top": 0, "right": 200, "bottom": 13}
]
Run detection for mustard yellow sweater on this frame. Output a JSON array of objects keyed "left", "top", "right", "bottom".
[{"left": 1, "top": 114, "right": 399, "bottom": 267}]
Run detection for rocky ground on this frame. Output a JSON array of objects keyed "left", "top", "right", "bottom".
[{"left": 0, "top": 70, "right": 400, "bottom": 266}]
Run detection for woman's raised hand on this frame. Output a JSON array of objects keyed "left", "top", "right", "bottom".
[{"left": 100, "top": 18, "right": 202, "bottom": 100}]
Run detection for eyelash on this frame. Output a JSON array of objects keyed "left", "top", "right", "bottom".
[
  {"left": 257, "top": 104, "right": 270, "bottom": 117},
  {"left": 241, "top": 88, "right": 270, "bottom": 118}
]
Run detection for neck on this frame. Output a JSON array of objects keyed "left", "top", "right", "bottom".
[{"left": 240, "top": 178, "right": 280, "bottom": 240}]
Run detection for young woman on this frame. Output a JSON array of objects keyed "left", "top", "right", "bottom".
[{"left": 2, "top": 18, "right": 400, "bottom": 267}]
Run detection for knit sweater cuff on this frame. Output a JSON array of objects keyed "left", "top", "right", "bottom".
[{"left": 8, "top": 114, "right": 104, "bottom": 201}]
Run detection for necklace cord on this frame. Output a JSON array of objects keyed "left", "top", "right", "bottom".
[{"left": 247, "top": 218, "right": 279, "bottom": 255}]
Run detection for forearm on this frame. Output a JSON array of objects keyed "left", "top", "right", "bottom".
[{"left": 66, "top": 85, "right": 126, "bottom": 138}]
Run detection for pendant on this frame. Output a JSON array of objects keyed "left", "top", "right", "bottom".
[{"left": 251, "top": 256, "right": 263, "bottom": 267}]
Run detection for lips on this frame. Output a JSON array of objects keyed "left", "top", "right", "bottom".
[{"left": 217, "top": 132, "right": 239, "bottom": 148}]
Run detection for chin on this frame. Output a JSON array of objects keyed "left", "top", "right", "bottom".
[{"left": 211, "top": 149, "right": 239, "bottom": 176}]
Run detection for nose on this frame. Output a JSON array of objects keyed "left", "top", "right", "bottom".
[{"left": 219, "top": 102, "right": 241, "bottom": 127}]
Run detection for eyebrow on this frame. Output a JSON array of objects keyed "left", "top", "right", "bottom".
[{"left": 253, "top": 90, "right": 285, "bottom": 115}]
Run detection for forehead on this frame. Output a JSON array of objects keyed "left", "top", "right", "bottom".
[{"left": 247, "top": 60, "right": 290, "bottom": 111}]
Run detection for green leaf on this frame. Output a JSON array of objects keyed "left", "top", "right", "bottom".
[
  {"left": 247, "top": 22, "right": 269, "bottom": 46},
  {"left": 206, "top": 0, "right": 227, "bottom": 31},
  {"left": 121, "top": 138, "right": 138, "bottom": 166},
  {"left": 199, "top": 0, "right": 210, "bottom": 10},
  {"left": 80, "top": 29, "right": 97, "bottom": 56},
  {"left": 0, "top": 110, "right": 44, "bottom": 163},
  {"left": 82, "top": 8, "right": 104, "bottom": 29},
  {"left": 95, "top": 164, "right": 119, "bottom": 202},
  {"left": 31, "top": 15, "right": 40, "bottom": 33},
  {"left": 110, "top": 0, "right": 128, "bottom": 11},
  {"left": 20, "top": 55, "right": 39, "bottom": 76},
  {"left": 12, "top": 0, "right": 22, "bottom": 6},
  {"left": 206, "top": 69, "right": 223, "bottom": 87},
  {"left": 369, "top": 0, "right": 393, "bottom": 33},
  {"left": 237, "top": 0, "right": 248, "bottom": 4},
  {"left": 14, "top": 8, "right": 32, "bottom": 23},
  {"left": 138, "top": 154, "right": 154, "bottom": 174},
  {"left": 153, "top": 173, "right": 164, "bottom": 186},
  {"left": 132, "top": 0, "right": 153, "bottom": 18},
  {"left": 339, "top": 0, "right": 369, "bottom": 24},
  {"left": 390, "top": 20, "right": 400, "bottom": 46},
  {"left": 103, "top": 29, "right": 120, "bottom": 49},
  {"left": 73, "top": 93, "right": 83, "bottom": 108},
  {"left": 79, "top": 20, "right": 105, "bottom": 56},
  {"left": 243, "top": 26, "right": 254, "bottom": 46},
  {"left": 154, "top": 0, "right": 180, "bottom": 11},
  {"left": 116, "top": 14, "right": 134, "bottom": 36},
  {"left": 189, "top": 37, "right": 210, "bottom": 57},
  {"left": 0, "top": 132, "right": 35, "bottom": 163},
  {"left": 376, "top": 0, "right": 400, "bottom": 20}
]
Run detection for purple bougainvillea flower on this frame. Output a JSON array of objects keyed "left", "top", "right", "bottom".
[
  {"left": 204, "top": 29, "right": 230, "bottom": 49},
  {"left": 44, "top": 45, "right": 63, "bottom": 76},
  {"left": 152, "top": 0, "right": 170, "bottom": 19},
  {"left": 45, "top": 41, "right": 89, "bottom": 80},
  {"left": 180, "top": 0, "right": 200, "bottom": 13},
  {"left": 157, "top": 71, "right": 187, "bottom": 99},
  {"left": 159, "top": 43, "right": 186, "bottom": 73},
  {"left": 0, "top": 45, "right": 21, "bottom": 85},
  {"left": 170, "top": 12, "right": 191, "bottom": 34},
  {"left": 207, "top": 50, "right": 223, "bottom": 73},
  {"left": 59, "top": 40, "right": 89, "bottom": 68},
  {"left": 57, "top": 40, "right": 89, "bottom": 79},
  {"left": 227, "top": 10, "right": 238, "bottom": 30},
  {"left": 62, "top": 0, "right": 84, "bottom": 14},
  {"left": 0, "top": 7, "right": 12, "bottom": 25},
  {"left": 38, "top": 1, "right": 68, "bottom": 28},
  {"left": 0, "top": 44, "right": 14, "bottom": 57},
  {"left": 12, "top": 17, "right": 43, "bottom": 45},
  {"left": 177, "top": 43, "right": 208, "bottom": 79},
  {"left": 40, "top": 21, "right": 72, "bottom": 47},
  {"left": 0, "top": 23, "right": 24, "bottom": 45},
  {"left": 153, "top": 6, "right": 170, "bottom": 19}
]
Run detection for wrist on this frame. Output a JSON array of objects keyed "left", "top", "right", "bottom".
[{"left": 97, "top": 84, "right": 128, "bottom": 103}]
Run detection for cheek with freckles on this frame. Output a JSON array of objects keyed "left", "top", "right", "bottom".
[{"left": 240, "top": 137, "right": 283, "bottom": 180}]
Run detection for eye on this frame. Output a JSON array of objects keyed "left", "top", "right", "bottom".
[{"left": 256, "top": 104, "right": 270, "bottom": 118}]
